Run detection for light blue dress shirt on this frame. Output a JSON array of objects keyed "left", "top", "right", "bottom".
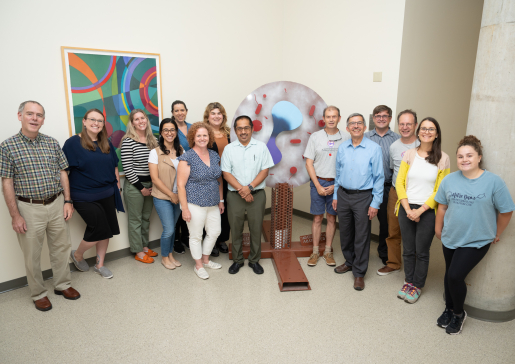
[
  {"left": 333, "top": 137, "right": 385, "bottom": 209},
  {"left": 221, "top": 138, "right": 275, "bottom": 191}
]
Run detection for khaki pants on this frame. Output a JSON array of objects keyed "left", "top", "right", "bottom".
[
  {"left": 385, "top": 188, "right": 402, "bottom": 270},
  {"left": 227, "top": 190, "right": 266, "bottom": 264},
  {"left": 123, "top": 181, "right": 154, "bottom": 253},
  {"left": 16, "top": 194, "right": 72, "bottom": 301}
]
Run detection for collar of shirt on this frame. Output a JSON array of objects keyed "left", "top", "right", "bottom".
[
  {"left": 369, "top": 128, "right": 394, "bottom": 138},
  {"left": 233, "top": 137, "right": 257, "bottom": 148},
  {"left": 345, "top": 136, "right": 368, "bottom": 149},
  {"left": 18, "top": 130, "right": 41, "bottom": 144}
]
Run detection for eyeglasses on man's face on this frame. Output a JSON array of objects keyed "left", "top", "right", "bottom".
[
  {"left": 348, "top": 121, "right": 364, "bottom": 127},
  {"left": 374, "top": 114, "right": 391, "bottom": 120},
  {"left": 236, "top": 126, "right": 252, "bottom": 132}
]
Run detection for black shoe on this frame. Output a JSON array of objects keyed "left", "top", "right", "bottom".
[
  {"left": 211, "top": 246, "right": 220, "bottom": 257},
  {"left": 446, "top": 311, "right": 467, "bottom": 335},
  {"left": 248, "top": 262, "right": 264, "bottom": 274},
  {"left": 437, "top": 308, "right": 453, "bottom": 328},
  {"left": 174, "top": 242, "right": 185, "bottom": 254},
  {"left": 228, "top": 262, "right": 244, "bottom": 274},
  {"left": 218, "top": 241, "right": 229, "bottom": 253}
]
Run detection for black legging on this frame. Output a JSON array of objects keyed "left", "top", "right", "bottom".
[{"left": 442, "top": 243, "right": 490, "bottom": 315}]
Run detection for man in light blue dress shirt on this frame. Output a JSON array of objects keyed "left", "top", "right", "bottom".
[
  {"left": 332, "top": 113, "right": 384, "bottom": 291},
  {"left": 222, "top": 115, "right": 274, "bottom": 275}
]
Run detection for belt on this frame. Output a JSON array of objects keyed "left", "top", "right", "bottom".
[
  {"left": 17, "top": 191, "right": 62, "bottom": 205},
  {"left": 340, "top": 187, "right": 373, "bottom": 195},
  {"left": 317, "top": 176, "right": 335, "bottom": 182}
]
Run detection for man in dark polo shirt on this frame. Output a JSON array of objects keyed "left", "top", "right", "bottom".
[{"left": 0, "top": 101, "right": 80, "bottom": 311}]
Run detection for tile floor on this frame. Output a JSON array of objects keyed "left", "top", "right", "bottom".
[{"left": 0, "top": 215, "right": 514, "bottom": 364}]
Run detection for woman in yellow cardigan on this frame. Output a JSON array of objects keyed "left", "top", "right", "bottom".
[{"left": 395, "top": 117, "right": 450, "bottom": 304}]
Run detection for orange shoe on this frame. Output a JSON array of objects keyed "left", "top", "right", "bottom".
[
  {"left": 135, "top": 254, "right": 154, "bottom": 264},
  {"left": 144, "top": 248, "right": 158, "bottom": 257}
]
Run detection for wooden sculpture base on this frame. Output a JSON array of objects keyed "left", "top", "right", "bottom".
[{"left": 228, "top": 220, "right": 325, "bottom": 292}]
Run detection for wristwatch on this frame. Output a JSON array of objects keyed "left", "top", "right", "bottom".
[
  {"left": 64, "top": 200, "right": 73, "bottom": 204},
  {"left": 247, "top": 184, "right": 254, "bottom": 192}
]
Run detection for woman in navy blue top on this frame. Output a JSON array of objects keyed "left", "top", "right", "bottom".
[
  {"left": 177, "top": 122, "right": 223, "bottom": 280},
  {"left": 171, "top": 100, "right": 191, "bottom": 254},
  {"left": 63, "top": 109, "right": 123, "bottom": 279}
]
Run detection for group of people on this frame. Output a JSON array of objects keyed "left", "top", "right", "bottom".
[
  {"left": 304, "top": 105, "right": 514, "bottom": 335},
  {"left": 1, "top": 100, "right": 513, "bottom": 336}
]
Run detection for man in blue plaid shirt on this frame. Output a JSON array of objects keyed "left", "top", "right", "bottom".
[{"left": 0, "top": 101, "right": 81, "bottom": 311}]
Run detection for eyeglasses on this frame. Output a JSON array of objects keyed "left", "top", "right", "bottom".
[
  {"left": 86, "top": 118, "right": 104, "bottom": 124},
  {"left": 162, "top": 129, "right": 176, "bottom": 134},
  {"left": 374, "top": 115, "right": 391, "bottom": 120},
  {"left": 420, "top": 127, "right": 436, "bottom": 133},
  {"left": 236, "top": 126, "right": 252, "bottom": 132},
  {"left": 399, "top": 123, "right": 415, "bottom": 128},
  {"left": 348, "top": 121, "right": 364, "bottom": 127}
]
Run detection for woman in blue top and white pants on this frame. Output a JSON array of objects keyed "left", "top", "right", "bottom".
[
  {"left": 435, "top": 135, "right": 514, "bottom": 335},
  {"left": 63, "top": 109, "right": 124, "bottom": 279},
  {"left": 177, "top": 122, "right": 224, "bottom": 280}
]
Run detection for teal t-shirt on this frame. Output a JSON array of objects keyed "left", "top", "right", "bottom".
[{"left": 434, "top": 170, "right": 515, "bottom": 249}]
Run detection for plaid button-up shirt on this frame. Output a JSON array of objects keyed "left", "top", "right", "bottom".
[{"left": 0, "top": 131, "right": 68, "bottom": 199}]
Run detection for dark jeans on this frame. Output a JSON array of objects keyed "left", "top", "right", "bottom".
[
  {"left": 337, "top": 187, "right": 373, "bottom": 277},
  {"left": 398, "top": 204, "right": 435, "bottom": 288},
  {"left": 442, "top": 243, "right": 490, "bottom": 315},
  {"left": 375, "top": 183, "right": 391, "bottom": 261}
]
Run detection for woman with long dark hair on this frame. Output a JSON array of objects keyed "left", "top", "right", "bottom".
[
  {"left": 148, "top": 118, "right": 183, "bottom": 269},
  {"left": 395, "top": 117, "right": 450, "bottom": 303},
  {"left": 64, "top": 109, "right": 124, "bottom": 279},
  {"left": 121, "top": 109, "right": 159, "bottom": 264},
  {"left": 435, "top": 136, "right": 514, "bottom": 334},
  {"left": 203, "top": 102, "right": 230, "bottom": 256}
]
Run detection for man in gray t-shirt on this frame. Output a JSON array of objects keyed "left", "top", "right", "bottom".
[
  {"left": 377, "top": 109, "right": 420, "bottom": 275},
  {"left": 304, "top": 106, "right": 348, "bottom": 267}
]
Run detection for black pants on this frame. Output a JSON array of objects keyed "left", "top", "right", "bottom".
[
  {"left": 217, "top": 178, "right": 231, "bottom": 244},
  {"left": 375, "top": 184, "right": 391, "bottom": 262},
  {"left": 337, "top": 188, "right": 373, "bottom": 277},
  {"left": 398, "top": 204, "right": 435, "bottom": 288},
  {"left": 442, "top": 243, "right": 490, "bottom": 315},
  {"left": 175, "top": 214, "right": 189, "bottom": 245}
]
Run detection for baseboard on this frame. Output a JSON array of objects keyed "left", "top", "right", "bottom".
[
  {"left": 0, "top": 240, "right": 160, "bottom": 295},
  {"left": 1, "top": 209, "right": 379, "bottom": 294}
]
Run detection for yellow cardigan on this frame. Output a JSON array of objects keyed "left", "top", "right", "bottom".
[{"left": 395, "top": 148, "right": 450, "bottom": 216}]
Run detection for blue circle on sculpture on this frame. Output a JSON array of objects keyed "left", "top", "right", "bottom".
[{"left": 267, "top": 101, "right": 303, "bottom": 165}]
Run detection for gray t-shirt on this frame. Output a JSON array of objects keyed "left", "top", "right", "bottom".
[
  {"left": 390, "top": 138, "right": 420, "bottom": 186},
  {"left": 304, "top": 129, "right": 348, "bottom": 178}
]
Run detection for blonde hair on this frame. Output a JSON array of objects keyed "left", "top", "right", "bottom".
[
  {"left": 203, "top": 102, "right": 230, "bottom": 137},
  {"left": 121, "top": 109, "right": 159, "bottom": 149}
]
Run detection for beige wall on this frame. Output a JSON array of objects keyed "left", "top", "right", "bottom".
[{"left": 396, "top": 0, "right": 484, "bottom": 172}]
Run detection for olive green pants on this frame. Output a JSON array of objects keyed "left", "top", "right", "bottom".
[{"left": 123, "top": 181, "right": 154, "bottom": 253}]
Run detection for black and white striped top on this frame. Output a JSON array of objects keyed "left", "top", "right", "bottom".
[{"left": 120, "top": 137, "right": 155, "bottom": 190}]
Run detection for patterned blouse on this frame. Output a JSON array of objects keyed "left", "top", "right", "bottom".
[{"left": 178, "top": 149, "right": 221, "bottom": 207}]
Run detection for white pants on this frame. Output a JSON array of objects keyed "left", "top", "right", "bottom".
[{"left": 186, "top": 203, "right": 221, "bottom": 260}]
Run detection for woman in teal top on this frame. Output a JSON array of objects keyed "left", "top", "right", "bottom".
[{"left": 435, "top": 135, "right": 514, "bottom": 335}]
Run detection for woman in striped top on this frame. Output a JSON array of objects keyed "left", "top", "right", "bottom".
[{"left": 121, "top": 109, "right": 159, "bottom": 264}]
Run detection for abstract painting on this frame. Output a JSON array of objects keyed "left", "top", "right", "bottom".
[{"left": 61, "top": 47, "right": 162, "bottom": 172}]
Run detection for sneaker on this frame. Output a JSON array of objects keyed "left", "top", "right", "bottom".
[
  {"left": 397, "top": 283, "right": 412, "bottom": 299},
  {"left": 405, "top": 286, "right": 421, "bottom": 304},
  {"left": 203, "top": 260, "right": 222, "bottom": 269},
  {"left": 194, "top": 267, "right": 209, "bottom": 280},
  {"left": 446, "top": 311, "right": 467, "bottom": 335},
  {"left": 377, "top": 265, "right": 400, "bottom": 276},
  {"left": 307, "top": 253, "right": 319, "bottom": 266},
  {"left": 323, "top": 252, "right": 336, "bottom": 266},
  {"left": 93, "top": 265, "right": 113, "bottom": 279},
  {"left": 437, "top": 308, "right": 453, "bottom": 328}
]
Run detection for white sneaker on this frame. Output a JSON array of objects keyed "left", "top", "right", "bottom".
[
  {"left": 203, "top": 260, "right": 222, "bottom": 269},
  {"left": 194, "top": 267, "right": 209, "bottom": 279}
]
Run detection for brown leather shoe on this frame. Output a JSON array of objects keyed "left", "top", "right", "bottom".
[
  {"left": 354, "top": 277, "right": 365, "bottom": 291},
  {"left": 34, "top": 297, "right": 52, "bottom": 311},
  {"left": 54, "top": 287, "right": 81, "bottom": 300},
  {"left": 334, "top": 263, "right": 352, "bottom": 274}
]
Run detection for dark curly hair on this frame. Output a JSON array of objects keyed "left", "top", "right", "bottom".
[
  {"left": 187, "top": 122, "right": 215, "bottom": 149},
  {"left": 158, "top": 118, "right": 183, "bottom": 157}
]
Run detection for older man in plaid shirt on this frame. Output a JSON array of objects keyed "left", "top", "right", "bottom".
[{"left": 1, "top": 101, "right": 80, "bottom": 311}]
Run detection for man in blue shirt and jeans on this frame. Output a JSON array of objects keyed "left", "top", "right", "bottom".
[{"left": 332, "top": 113, "right": 384, "bottom": 291}]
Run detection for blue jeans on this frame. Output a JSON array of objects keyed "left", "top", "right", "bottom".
[{"left": 153, "top": 197, "right": 181, "bottom": 257}]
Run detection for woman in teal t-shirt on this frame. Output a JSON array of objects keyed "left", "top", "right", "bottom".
[{"left": 435, "top": 136, "right": 514, "bottom": 335}]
